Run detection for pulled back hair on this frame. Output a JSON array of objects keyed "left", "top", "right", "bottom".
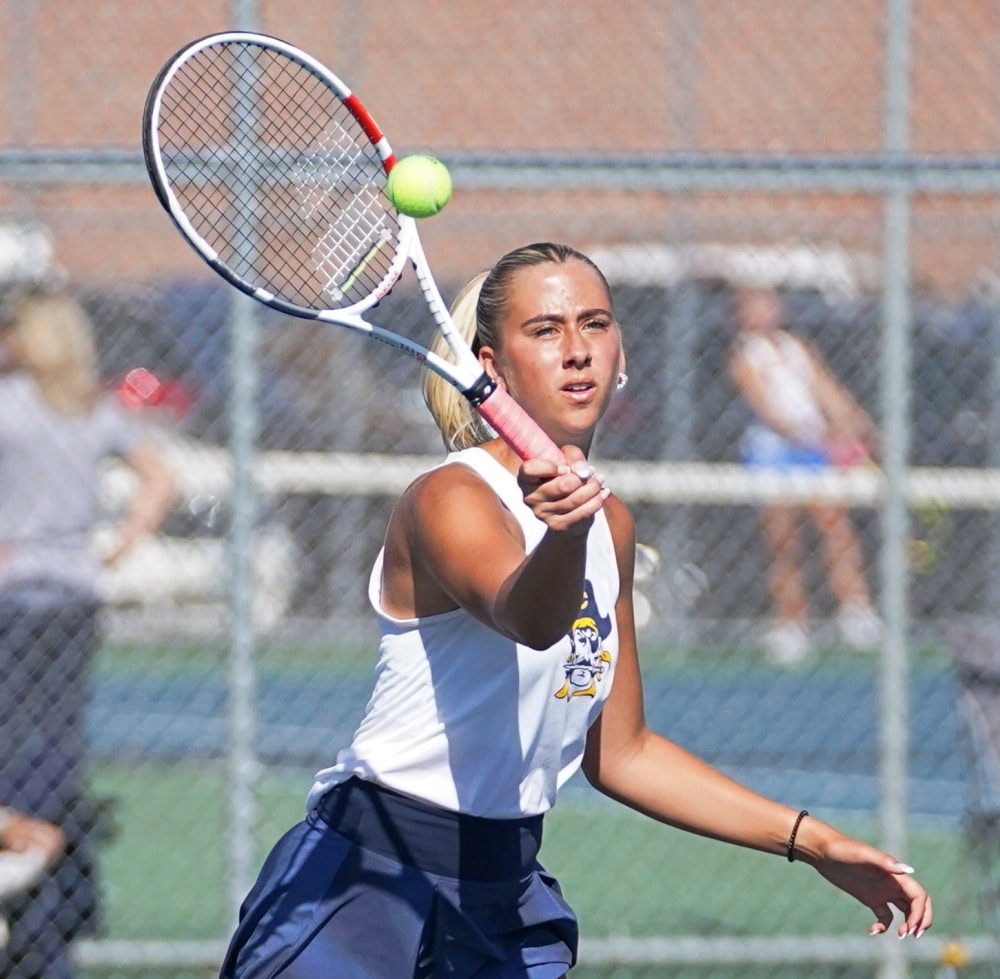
[
  {"left": 4, "top": 289, "right": 101, "bottom": 415},
  {"left": 421, "top": 242, "right": 613, "bottom": 451}
]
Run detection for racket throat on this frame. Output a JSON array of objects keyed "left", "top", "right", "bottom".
[{"left": 463, "top": 373, "right": 499, "bottom": 407}]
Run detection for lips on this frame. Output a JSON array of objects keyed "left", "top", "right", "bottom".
[{"left": 561, "top": 379, "right": 597, "bottom": 402}]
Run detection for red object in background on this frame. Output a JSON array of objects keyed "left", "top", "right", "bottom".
[
  {"left": 115, "top": 367, "right": 192, "bottom": 418},
  {"left": 825, "top": 439, "right": 871, "bottom": 468}
]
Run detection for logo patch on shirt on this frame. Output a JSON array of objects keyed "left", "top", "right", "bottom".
[{"left": 555, "top": 580, "right": 613, "bottom": 700}]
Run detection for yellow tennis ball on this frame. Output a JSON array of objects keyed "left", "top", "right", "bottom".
[{"left": 386, "top": 155, "right": 452, "bottom": 219}]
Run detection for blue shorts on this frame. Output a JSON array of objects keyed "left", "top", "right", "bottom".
[
  {"left": 219, "top": 778, "right": 578, "bottom": 978},
  {"left": 741, "top": 424, "right": 830, "bottom": 470}
]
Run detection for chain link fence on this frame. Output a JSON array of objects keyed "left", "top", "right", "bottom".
[{"left": 1, "top": 1, "right": 999, "bottom": 976}]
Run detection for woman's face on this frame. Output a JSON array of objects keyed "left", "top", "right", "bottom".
[
  {"left": 737, "top": 286, "right": 783, "bottom": 333},
  {"left": 479, "top": 259, "right": 624, "bottom": 451}
]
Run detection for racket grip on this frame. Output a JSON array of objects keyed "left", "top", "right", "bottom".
[{"left": 476, "top": 387, "right": 566, "bottom": 465}]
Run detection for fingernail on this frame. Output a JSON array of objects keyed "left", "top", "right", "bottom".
[
  {"left": 896, "top": 863, "right": 915, "bottom": 874},
  {"left": 572, "top": 463, "right": 595, "bottom": 479},
  {"left": 600, "top": 486, "right": 611, "bottom": 499},
  {"left": 916, "top": 928, "right": 925, "bottom": 939},
  {"left": 557, "top": 465, "right": 570, "bottom": 475}
]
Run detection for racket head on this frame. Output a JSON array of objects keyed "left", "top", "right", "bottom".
[
  {"left": 144, "top": 33, "right": 565, "bottom": 465},
  {"left": 142, "top": 31, "right": 415, "bottom": 319}
]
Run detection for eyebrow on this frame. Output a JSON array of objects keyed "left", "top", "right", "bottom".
[{"left": 519, "top": 307, "right": 613, "bottom": 328}]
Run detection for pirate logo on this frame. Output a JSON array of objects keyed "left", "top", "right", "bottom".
[{"left": 555, "top": 580, "right": 613, "bottom": 700}]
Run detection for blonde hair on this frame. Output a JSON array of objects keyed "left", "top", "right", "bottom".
[
  {"left": 6, "top": 291, "right": 101, "bottom": 415},
  {"left": 421, "top": 270, "right": 493, "bottom": 450},
  {"left": 422, "top": 242, "right": 613, "bottom": 451}
]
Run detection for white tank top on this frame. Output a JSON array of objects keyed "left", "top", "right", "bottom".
[
  {"left": 307, "top": 447, "right": 620, "bottom": 818},
  {"left": 739, "top": 331, "right": 827, "bottom": 445}
]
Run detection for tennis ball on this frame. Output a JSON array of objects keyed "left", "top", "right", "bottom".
[{"left": 386, "top": 155, "right": 452, "bottom": 219}]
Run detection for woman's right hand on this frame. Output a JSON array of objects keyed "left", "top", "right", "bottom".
[
  {"left": 1, "top": 810, "right": 66, "bottom": 868},
  {"left": 517, "top": 445, "right": 610, "bottom": 536}
]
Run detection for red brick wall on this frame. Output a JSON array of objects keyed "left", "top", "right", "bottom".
[{"left": 0, "top": 1, "right": 997, "bottom": 293}]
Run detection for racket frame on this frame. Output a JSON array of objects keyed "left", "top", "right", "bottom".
[{"left": 143, "top": 31, "right": 563, "bottom": 462}]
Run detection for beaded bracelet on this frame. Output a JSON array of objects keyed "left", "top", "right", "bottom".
[{"left": 786, "top": 809, "right": 809, "bottom": 862}]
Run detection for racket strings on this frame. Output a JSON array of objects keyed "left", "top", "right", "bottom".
[
  {"left": 155, "top": 41, "right": 401, "bottom": 310},
  {"left": 296, "top": 125, "right": 395, "bottom": 302}
]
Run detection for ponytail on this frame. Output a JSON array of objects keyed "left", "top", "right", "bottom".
[
  {"left": 421, "top": 271, "right": 494, "bottom": 450},
  {"left": 422, "top": 242, "right": 613, "bottom": 452}
]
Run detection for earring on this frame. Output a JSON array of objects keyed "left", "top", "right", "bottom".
[{"left": 617, "top": 371, "right": 629, "bottom": 391}]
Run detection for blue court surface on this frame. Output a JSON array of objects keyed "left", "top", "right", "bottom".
[{"left": 87, "top": 665, "right": 972, "bottom": 821}]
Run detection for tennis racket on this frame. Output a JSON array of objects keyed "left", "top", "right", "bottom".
[{"left": 142, "top": 31, "right": 563, "bottom": 464}]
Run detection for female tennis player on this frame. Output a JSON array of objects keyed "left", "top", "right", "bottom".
[{"left": 220, "top": 243, "right": 931, "bottom": 979}]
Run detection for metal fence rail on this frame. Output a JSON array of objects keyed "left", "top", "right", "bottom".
[{"left": 2, "top": 3, "right": 1000, "bottom": 977}]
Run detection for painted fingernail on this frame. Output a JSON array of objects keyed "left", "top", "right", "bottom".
[
  {"left": 572, "top": 463, "right": 595, "bottom": 479},
  {"left": 916, "top": 929, "right": 925, "bottom": 939},
  {"left": 896, "top": 863, "right": 915, "bottom": 874},
  {"left": 600, "top": 486, "right": 611, "bottom": 499}
]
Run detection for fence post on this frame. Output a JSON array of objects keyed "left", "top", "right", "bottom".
[{"left": 879, "top": 0, "right": 914, "bottom": 976}]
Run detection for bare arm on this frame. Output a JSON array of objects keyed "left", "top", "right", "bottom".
[
  {"left": 103, "top": 439, "right": 177, "bottom": 566},
  {"left": 581, "top": 496, "right": 932, "bottom": 938},
  {"left": 803, "top": 343, "right": 881, "bottom": 454},
  {"left": 381, "top": 444, "right": 608, "bottom": 649}
]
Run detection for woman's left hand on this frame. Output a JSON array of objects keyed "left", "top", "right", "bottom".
[{"left": 811, "top": 835, "right": 932, "bottom": 938}]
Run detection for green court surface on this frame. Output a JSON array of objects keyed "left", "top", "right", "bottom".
[
  {"left": 78, "top": 759, "right": 990, "bottom": 979},
  {"left": 76, "top": 637, "right": 993, "bottom": 976}
]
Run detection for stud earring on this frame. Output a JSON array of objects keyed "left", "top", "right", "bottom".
[{"left": 616, "top": 372, "right": 629, "bottom": 391}]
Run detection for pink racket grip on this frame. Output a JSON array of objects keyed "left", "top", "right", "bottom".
[{"left": 475, "top": 387, "right": 565, "bottom": 465}]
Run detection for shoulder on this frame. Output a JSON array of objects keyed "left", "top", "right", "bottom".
[
  {"left": 603, "top": 491, "right": 634, "bottom": 537},
  {"left": 779, "top": 333, "right": 827, "bottom": 370},
  {"left": 407, "top": 460, "right": 504, "bottom": 508},
  {"left": 382, "top": 459, "right": 524, "bottom": 605},
  {"left": 393, "top": 460, "right": 518, "bottom": 541},
  {"left": 603, "top": 492, "right": 636, "bottom": 578},
  {"left": 778, "top": 330, "right": 814, "bottom": 356},
  {"left": 730, "top": 332, "right": 770, "bottom": 372}
]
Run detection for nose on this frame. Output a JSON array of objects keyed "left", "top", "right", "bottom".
[{"left": 562, "top": 327, "right": 591, "bottom": 368}]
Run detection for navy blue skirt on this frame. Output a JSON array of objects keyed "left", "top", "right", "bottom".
[{"left": 219, "top": 778, "right": 578, "bottom": 978}]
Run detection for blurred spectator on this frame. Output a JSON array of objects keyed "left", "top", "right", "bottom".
[
  {"left": 729, "top": 284, "right": 882, "bottom": 665},
  {"left": 0, "top": 288, "right": 175, "bottom": 978},
  {"left": 0, "top": 805, "right": 66, "bottom": 968},
  {"left": 0, "top": 807, "right": 64, "bottom": 866}
]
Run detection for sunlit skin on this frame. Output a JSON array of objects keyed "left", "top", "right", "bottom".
[
  {"left": 729, "top": 285, "right": 881, "bottom": 624},
  {"left": 378, "top": 257, "right": 932, "bottom": 942},
  {"left": 381, "top": 260, "right": 621, "bottom": 643},
  {"left": 736, "top": 284, "right": 784, "bottom": 335},
  {"left": 0, "top": 809, "right": 64, "bottom": 868},
  {"left": 477, "top": 259, "right": 625, "bottom": 458}
]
